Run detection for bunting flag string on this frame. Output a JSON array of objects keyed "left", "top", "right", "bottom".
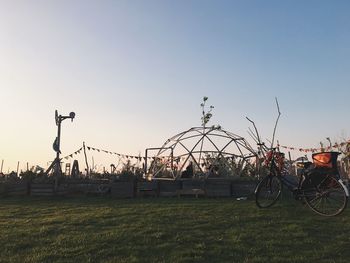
[
  {"left": 85, "top": 145, "right": 159, "bottom": 161},
  {"left": 61, "top": 144, "right": 263, "bottom": 162},
  {"left": 278, "top": 140, "right": 350, "bottom": 153},
  {"left": 62, "top": 147, "right": 83, "bottom": 160},
  {"left": 84, "top": 145, "right": 222, "bottom": 163}
]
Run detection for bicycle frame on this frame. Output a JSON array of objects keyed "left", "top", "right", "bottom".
[
  {"left": 263, "top": 150, "right": 349, "bottom": 198},
  {"left": 247, "top": 103, "right": 349, "bottom": 215}
]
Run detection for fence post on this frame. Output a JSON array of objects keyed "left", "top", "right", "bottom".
[
  {"left": 16, "top": 161, "right": 20, "bottom": 177},
  {"left": 83, "top": 142, "right": 90, "bottom": 176}
]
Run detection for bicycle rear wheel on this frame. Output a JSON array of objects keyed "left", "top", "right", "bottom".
[
  {"left": 303, "top": 176, "right": 348, "bottom": 216},
  {"left": 255, "top": 175, "right": 282, "bottom": 208}
]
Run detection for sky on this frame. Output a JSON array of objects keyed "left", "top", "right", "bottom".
[{"left": 0, "top": 0, "right": 349, "bottom": 172}]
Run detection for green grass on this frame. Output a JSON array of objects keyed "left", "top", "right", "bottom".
[{"left": 0, "top": 196, "right": 349, "bottom": 263}]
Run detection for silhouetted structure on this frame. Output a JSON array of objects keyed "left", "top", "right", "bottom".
[
  {"left": 45, "top": 110, "right": 75, "bottom": 183},
  {"left": 147, "top": 126, "right": 256, "bottom": 179}
]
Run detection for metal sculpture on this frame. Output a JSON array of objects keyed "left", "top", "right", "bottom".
[
  {"left": 45, "top": 110, "right": 76, "bottom": 177},
  {"left": 146, "top": 126, "right": 256, "bottom": 179}
]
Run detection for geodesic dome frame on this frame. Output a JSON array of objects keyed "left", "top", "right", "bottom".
[{"left": 146, "top": 126, "right": 257, "bottom": 179}]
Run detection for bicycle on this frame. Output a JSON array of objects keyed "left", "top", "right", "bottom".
[
  {"left": 254, "top": 147, "right": 349, "bottom": 216},
  {"left": 246, "top": 100, "right": 349, "bottom": 216}
]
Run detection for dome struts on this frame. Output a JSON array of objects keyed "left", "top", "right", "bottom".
[{"left": 146, "top": 126, "right": 256, "bottom": 180}]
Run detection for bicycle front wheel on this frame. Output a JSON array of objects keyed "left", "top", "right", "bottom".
[
  {"left": 255, "top": 175, "right": 282, "bottom": 208},
  {"left": 303, "top": 176, "right": 348, "bottom": 216}
]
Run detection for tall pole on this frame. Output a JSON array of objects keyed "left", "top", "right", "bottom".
[
  {"left": 55, "top": 116, "right": 62, "bottom": 176},
  {"left": 144, "top": 149, "right": 148, "bottom": 175},
  {"left": 16, "top": 161, "right": 20, "bottom": 177},
  {"left": 92, "top": 156, "right": 94, "bottom": 174},
  {"left": 288, "top": 151, "right": 292, "bottom": 175},
  {"left": 46, "top": 110, "right": 75, "bottom": 186},
  {"left": 57, "top": 117, "right": 61, "bottom": 159},
  {"left": 83, "top": 142, "right": 89, "bottom": 176},
  {"left": 171, "top": 147, "right": 174, "bottom": 171},
  {"left": 1, "top": 160, "right": 3, "bottom": 174}
]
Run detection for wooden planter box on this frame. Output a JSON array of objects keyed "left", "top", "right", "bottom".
[
  {"left": 65, "top": 183, "right": 91, "bottom": 196},
  {"left": 177, "top": 179, "right": 206, "bottom": 198},
  {"left": 60, "top": 181, "right": 110, "bottom": 196},
  {"left": 86, "top": 183, "right": 110, "bottom": 196},
  {"left": 231, "top": 180, "right": 258, "bottom": 198},
  {"left": 0, "top": 181, "right": 29, "bottom": 196},
  {"left": 31, "top": 183, "right": 54, "bottom": 196},
  {"left": 137, "top": 181, "right": 159, "bottom": 197},
  {"left": 0, "top": 183, "right": 5, "bottom": 196},
  {"left": 110, "top": 181, "right": 135, "bottom": 198},
  {"left": 181, "top": 179, "right": 205, "bottom": 190},
  {"left": 158, "top": 180, "right": 182, "bottom": 197},
  {"left": 205, "top": 179, "right": 232, "bottom": 197},
  {"left": 56, "top": 183, "right": 69, "bottom": 196}
]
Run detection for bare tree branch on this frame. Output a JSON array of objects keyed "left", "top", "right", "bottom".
[{"left": 271, "top": 97, "right": 281, "bottom": 148}]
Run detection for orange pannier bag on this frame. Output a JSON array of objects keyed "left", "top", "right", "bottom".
[{"left": 312, "top": 152, "right": 339, "bottom": 169}]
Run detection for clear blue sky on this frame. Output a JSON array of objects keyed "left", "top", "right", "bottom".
[{"left": 1, "top": 0, "right": 349, "bottom": 172}]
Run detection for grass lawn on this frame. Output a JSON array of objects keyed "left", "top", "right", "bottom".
[{"left": 0, "top": 196, "right": 349, "bottom": 263}]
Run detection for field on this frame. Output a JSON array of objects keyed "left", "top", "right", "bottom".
[{"left": 0, "top": 196, "right": 349, "bottom": 263}]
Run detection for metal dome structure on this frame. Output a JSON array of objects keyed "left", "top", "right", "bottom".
[{"left": 146, "top": 126, "right": 257, "bottom": 179}]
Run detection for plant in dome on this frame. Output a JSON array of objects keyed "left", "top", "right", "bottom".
[
  {"left": 198, "top": 97, "right": 225, "bottom": 176},
  {"left": 198, "top": 97, "right": 215, "bottom": 172},
  {"left": 200, "top": 96, "right": 214, "bottom": 128},
  {"left": 147, "top": 96, "right": 256, "bottom": 179}
]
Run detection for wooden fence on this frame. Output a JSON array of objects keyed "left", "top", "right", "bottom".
[
  {"left": 0, "top": 181, "right": 29, "bottom": 196},
  {"left": 0, "top": 178, "right": 258, "bottom": 198}
]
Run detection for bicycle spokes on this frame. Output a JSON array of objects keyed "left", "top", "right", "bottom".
[
  {"left": 255, "top": 176, "right": 282, "bottom": 208},
  {"left": 303, "top": 177, "right": 348, "bottom": 216}
]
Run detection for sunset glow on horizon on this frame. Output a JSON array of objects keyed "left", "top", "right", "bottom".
[{"left": 1, "top": 0, "right": 350, "bottom": 172}]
